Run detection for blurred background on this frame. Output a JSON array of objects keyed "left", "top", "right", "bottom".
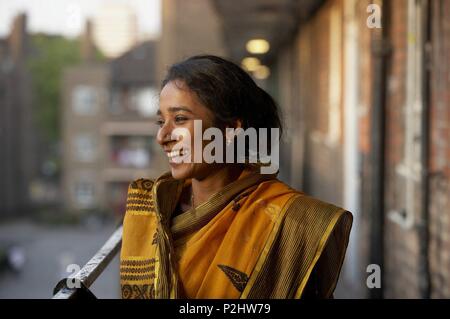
[{"left": 0, "top": 0, "right": 449, "bottom": 299}]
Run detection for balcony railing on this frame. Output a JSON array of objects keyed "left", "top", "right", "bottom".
[{"left": 52, "top": 225, "right": 123, "bottom": 299}]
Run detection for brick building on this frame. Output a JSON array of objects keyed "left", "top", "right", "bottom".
[
  {"left": 238, "top": 0, "right": 448, "bottom": 298},
  {"left": 156, "top": 0, "right": 228, "bottom": 82},
  {"left": 61, "top": 23, "right": 167, "bottom": 217},
  {"left": 0, "top": 14, "right": 37, "bottom": 218}
]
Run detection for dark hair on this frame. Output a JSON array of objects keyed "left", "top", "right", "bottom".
[{"left": 161, "top": 55, "right": 283, "bottom": 147}]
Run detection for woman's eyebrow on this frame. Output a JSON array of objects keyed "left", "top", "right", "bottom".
[
  {"left": 157, "top": 106, "right": 194, "bottom": 116},
  {"left": 167, "top": 106, "right": 194, "bottom": 114}
]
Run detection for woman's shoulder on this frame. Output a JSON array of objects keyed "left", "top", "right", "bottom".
[
  {"left": 127, "top": 171, "right": 176, "bottom": 192},
  {"left": 128, "top": 178, "right": 154, "bottom": 192},
  {"left": 264, "top": 179, "right": 353, "bottom": 222},
  {"left": 282, "top": 189, "right": 353, "bottom": 238},
  {"left": 124, "top": 178, "right": 157, "bottom": 216},
  {"left": 292, "top": 192, "right": 351, "bottom": 216}
]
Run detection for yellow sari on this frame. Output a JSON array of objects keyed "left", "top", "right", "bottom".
[{"left": 120, "top": 166, "right": 353, "bottom": 299}]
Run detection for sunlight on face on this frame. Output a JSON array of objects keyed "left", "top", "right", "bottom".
[{"left": 156, "top": 80, "right": 219, "bottom": 180}]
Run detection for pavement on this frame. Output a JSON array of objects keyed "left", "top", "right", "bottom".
[{"left": 0, "top": 219, "right": 120, "bottom": 299}]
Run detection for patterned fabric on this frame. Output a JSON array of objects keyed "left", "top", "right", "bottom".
[
  {"left": 217, "top": 265, "right": 249, "bottom": 293},
  {"left": 120, "top": 167, "right": 353, "bottom": 299}
]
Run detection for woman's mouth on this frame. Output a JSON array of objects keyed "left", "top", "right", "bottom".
[{"left": 167, "top": 148, "right": 190, "bottom": 163}]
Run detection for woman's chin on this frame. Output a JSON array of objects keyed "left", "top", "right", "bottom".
[{"left": 170, "top": 163, "right": 192, "bottom": 180}]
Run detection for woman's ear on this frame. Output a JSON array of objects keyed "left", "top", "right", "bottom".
[
  {"left": 224, "top": 119, "right": 243, "bottom": 131},
  {"left": 225, "top": 119, "right": 242, "bottom": 146},
  {"left": 234, "top": 119, "right": 243, "bottom": 130}
]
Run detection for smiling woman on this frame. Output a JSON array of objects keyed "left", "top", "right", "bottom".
[{"left": 119, "top": 55, "right": 353, "bottom": 299}]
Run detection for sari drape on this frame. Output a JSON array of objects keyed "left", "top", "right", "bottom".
[{"left": 120, "top": 167, "right": 353, "bottom": 299}]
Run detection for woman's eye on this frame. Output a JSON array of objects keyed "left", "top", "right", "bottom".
[
  {"left": 175, "top": 115, "right": 188, "bottom": 123},
  {"left": 156, "top": 119, "right": 165, "bottom": 127}
]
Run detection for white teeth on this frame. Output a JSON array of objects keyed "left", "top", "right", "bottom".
[{"left": 167, "top": 149, "right": 185, "bottom": 159}]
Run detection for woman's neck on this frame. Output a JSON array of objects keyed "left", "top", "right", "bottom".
[{"left": 191, "top": 164, "right": 244, "bottom": 207}]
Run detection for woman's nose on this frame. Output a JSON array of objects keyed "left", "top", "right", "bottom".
[{"left": 156, "top": 122, "right": 172, "bottom": 146}]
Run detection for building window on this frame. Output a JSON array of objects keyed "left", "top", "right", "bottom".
[
  {"left": 388, "top": 0, "right": 426, "bottom": 229},
  {"left": 74, "top": 182, "right": 95, "bottom": 209},
  {"left": 73, "top": 134, "right": 97, "bottom": 162},
  {"left": 110, "top": 135, "right": 152, "bottom": 168},
  {"left": 109, "top": 86, "right": 158, "bottom": 117},
  {"left": 72, "top": 85, "right": 98, "bottom": 115},
  {"left": 133, "top": 87, "right": 159, "bottom": 117}
]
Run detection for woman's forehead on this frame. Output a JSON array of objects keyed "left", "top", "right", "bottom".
[
  {"left": 160, "top": 81, "right": 194, "bottom": 103},
  {"left": 159, "top": 81, "right": 214, "bottom": 120}
]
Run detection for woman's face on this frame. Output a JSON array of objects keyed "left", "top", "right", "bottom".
[{"left": 157, "top": 80, "right": 221, "bottom": 180}]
